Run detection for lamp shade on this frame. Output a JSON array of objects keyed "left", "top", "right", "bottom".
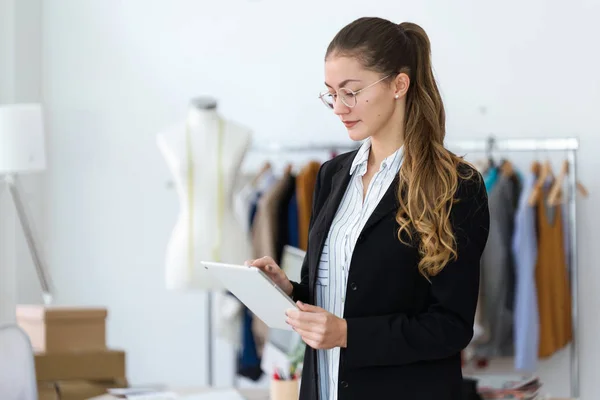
[{"left": 0, "top": 103, "right": 46, "bottom": 174}]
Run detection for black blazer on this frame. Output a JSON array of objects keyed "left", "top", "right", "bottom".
[{"left": 290, "top": 150, "right": 490, "bottom": 400}]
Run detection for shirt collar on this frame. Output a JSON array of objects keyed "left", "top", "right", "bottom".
[{"left": 349, "top": 138, "right": 404, "bottom": 176}]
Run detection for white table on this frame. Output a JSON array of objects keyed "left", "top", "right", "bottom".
[
  {"left": 87, "top": 387, "right": 574, "bottom": 400},
  {"left": 88, "top": 388, "right": 269, "bottom": 400}
]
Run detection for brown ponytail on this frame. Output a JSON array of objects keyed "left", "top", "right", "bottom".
[{"left": 326, "top": 18, "right": 476, "bottom": 278}]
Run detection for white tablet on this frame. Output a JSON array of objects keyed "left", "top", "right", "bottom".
[{"left": 201, "top": 261, "right": 298, "bottom": 331}]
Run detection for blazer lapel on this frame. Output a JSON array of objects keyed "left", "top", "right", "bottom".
[{"left": 360, "top": 173, "right": 400, "bottom": 234}]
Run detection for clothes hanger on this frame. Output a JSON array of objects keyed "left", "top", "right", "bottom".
[
  {"left": 577, "top": 181, "right": 589, "bottom": 197},
  {"left": 528, "top": 158, "right": 553, "bottom": 206},
  {"left": 252, "top": 161, "right": 272, "bottom": 186},
  {"left": 547, "top": 159, "right": 589, "bottom": 206},
  {"left": 530, "top": 160, "right": 541, "bottom": 177},
  {"left": 473, "top": 158, "right": 490, "bottom": 173},
  {"left": 486, "top": 136, "right": 496, "bottom": 168},
  {"left": 500, "top": 158, "right": 515, "bottom": 178},
  {"left": 527, "top": 162, "right": 540, "bottom": 206},
  {"left": 547, "top": 160, "right": 568, "bottom": 205},
  {"left": 472, "top": 136, "right": 496, "bottom": 174}
]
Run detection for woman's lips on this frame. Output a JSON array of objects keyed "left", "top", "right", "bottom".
[{"left": 343, "top": 120, "right": 359, "bottom": 128}]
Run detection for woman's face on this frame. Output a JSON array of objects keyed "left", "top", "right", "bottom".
[{"left": 323, "top": 55, "right": 402, "bottom": 142}]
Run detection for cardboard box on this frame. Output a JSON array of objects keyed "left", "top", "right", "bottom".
[
  {"left": 38, "top": 382, "right": 59, "bottom": 400},
  {"left": 34, "top": 350, "right": 126, "bottom": 381},
  {"left": 17, "top": 305, "right": 107, "bottom": 353},
  {"left": 55, "top": 379, "right": 128, "bottom": 400}
]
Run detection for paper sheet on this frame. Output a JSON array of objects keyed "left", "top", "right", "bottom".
[{"left": 179, "top": 389, "right": 248, "bottom": 400}]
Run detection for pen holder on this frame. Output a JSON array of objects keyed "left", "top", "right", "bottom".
[{"left": 270, "top": 378, "right": 299, "bottom": 400}]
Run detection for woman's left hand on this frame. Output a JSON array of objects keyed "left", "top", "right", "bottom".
[{"left": 286, "top": 301, "right": 347, "bottom": 350}]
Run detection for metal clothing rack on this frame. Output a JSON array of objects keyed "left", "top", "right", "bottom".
[
  {"left": 246, "top": 136, "right": 581, "bottom": 398},
  {"left": 447, "top": 137, "right": 580, "bottom": 399}
]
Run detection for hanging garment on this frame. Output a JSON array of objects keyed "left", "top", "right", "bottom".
[
  {"left": 484, "top": 166, "right": 499, "bottom": 193},
  {"left": 503, "top": 162, "right": 522, "bottom": 313},
  {"left": 250, "top": 175, "right": 294, "bottom": 368},
  {"left": 535, "top": 183, "right": 572, "bottom": 358},
  {"left": 251, "top": 310, "right": 269, "bottom": 358},
  {"left": 232, "top": 176, "right": 256, "bottom": 235},
  {"left": 512, "top": 172, "right": 539, "bottom": 372},
  {"left": 251, "top": 170, "right": 294, "bottom": 260},
  {"left": 287, "top": 192, "right": 299, "bottom": 248},
  {"left": 248, "top": 171, "right": 295, "bottom": 366},
  {"left": 235, "top": 189, "right": 268, "bottom": 382},
  {"left": 475, "top": 173, "right": 519, "bottom": 359},
  {"left": 229, "top": 169, "right": 276, "bottom": 381},
  {"left": 233, "top": 170, "right": 277, "bottom": 234},
  {"left": 296, "top": 161, "right": 321, "bottom": 251},
  {"left": 237, "top": 307, "right": 262, "bottom": 381},
  {"left": 250, "top": 196, "right": 260, "bottom": 229},
  {"left": 275, "top": 174, "right": 296, "bottom": 264}
]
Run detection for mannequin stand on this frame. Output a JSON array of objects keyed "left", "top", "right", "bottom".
[
  {"left": 207, "top": 290, "right": 213, "bottom": 387},
  {"left": 158, "top": 96, "right": 252, "bottom": 389}
]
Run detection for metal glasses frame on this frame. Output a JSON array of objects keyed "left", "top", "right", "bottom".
[{"left": 319, "top": 74, "right": 392, "bottom": 109}]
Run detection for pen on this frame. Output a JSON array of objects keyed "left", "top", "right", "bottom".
[{"left": 278, "top": 367, "right": 287, "bottom": 380}]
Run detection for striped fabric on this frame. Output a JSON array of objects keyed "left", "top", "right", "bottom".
[{"left": 316, "top": 138, "right": 404, "bottom": 400}]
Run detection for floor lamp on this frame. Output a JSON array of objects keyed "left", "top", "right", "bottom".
[{"left": 0, "top": 103, "right": 53, "bottom": 306}]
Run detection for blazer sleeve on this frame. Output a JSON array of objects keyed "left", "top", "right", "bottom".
[
  {"left": 289, "top": 163, "right": 325, "bottom": 304},
  {"left": 343, "top": 172, "right": 490, "bottom": 368}
]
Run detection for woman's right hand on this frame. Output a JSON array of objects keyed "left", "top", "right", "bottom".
[{"left": 245, "top": 256, "right": 293, "bottom": 297}]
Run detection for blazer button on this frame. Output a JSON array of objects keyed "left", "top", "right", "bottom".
[
  {"left": 358, "top": 234, "right": 364, "bottom": 242},
  {"left": 341, "top": 380, "right": 348, "bottom": 388},
  {"left": 350, "top": 282, "right": 358, "bottom": 291}
]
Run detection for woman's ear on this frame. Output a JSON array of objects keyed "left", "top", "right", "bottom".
[{"left": 394, "top": 72, "right": 410, "bottom": 99}]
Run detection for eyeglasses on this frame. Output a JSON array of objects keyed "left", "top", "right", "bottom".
[{"left": 318, "top": 74, "right": 392, "bottom": 109}]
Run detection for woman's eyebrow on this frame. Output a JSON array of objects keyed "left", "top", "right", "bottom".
[{"left": 324, "top": 79, "right": 362, "bottom": 88}]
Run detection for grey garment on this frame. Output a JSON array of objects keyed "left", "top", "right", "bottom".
[{"left": 475, "top": 174, "right": 520, "bottom": 358}]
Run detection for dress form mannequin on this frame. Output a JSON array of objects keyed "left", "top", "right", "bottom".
[{"left": 157, "top": 97, "right": 253, "bottom": 291}]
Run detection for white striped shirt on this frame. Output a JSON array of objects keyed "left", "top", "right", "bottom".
[{"left": 316, "top": 138, "right": 404, "bottom": 400}]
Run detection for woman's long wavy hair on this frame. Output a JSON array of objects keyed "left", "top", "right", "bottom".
[{"left": 326, "top": 17, "right": 475, "bottom": 279}]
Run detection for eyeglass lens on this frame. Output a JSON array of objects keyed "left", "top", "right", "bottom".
[{"left": 321, "top": 88, "right": 357, "bottom": 109}]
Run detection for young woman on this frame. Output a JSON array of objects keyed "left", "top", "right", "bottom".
[{"left": 247, "top": 17, "right": 490, "bottom": 400}]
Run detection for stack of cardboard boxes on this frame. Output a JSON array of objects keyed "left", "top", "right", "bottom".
[{"left": 16, "top": 305, "right": 128, "bottom": 400}]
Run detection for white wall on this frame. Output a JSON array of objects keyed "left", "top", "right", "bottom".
[
  {"left": 40, "top": 0, "right": 599, "bottom": 398},
  {"left": 0, "top": 0, "right": 44, "bottom": 324},
  {"left": 0, "top": 0, "right": 18, "bottom": 325},
  {"left": 0, "top": 0, "right": 16, "bottom": 104}
]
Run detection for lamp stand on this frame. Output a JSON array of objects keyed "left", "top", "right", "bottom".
[{"left": 4, "top": 174, "right": 53, "bottom": 305}]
